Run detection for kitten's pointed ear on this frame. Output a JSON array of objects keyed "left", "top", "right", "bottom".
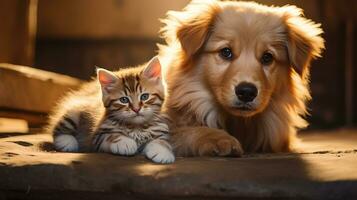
[
  {"left": 97, "top": 68, "right": 118, "bottom": 88},
  {"left": 142, "top": 56, "right": 162, "bottom": 79}
]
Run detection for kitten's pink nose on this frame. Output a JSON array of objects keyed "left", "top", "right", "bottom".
[{"left": 131, "top": 107, "right": 141, "bottom": 113}]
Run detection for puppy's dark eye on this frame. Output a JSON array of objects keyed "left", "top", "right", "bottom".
[
  {"left": 261, "top": 52, "right": 274, "bottom": 65},
  {"left": 219, "top": 47, "right": 233, "bottom": 60},
  {"left": 119, "top": 97, "right": 130, "bottom": 104}
]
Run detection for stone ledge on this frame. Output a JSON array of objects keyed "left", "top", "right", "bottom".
[{"left": 0, "top": 130, "right": 356, "bottom": 200}]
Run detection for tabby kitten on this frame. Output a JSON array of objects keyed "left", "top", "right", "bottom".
[{"left": 49, "top": 57, "right": 175, "bottom": 164}]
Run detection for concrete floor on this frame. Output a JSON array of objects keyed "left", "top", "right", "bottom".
[{"left": 0, "top": 129, "right": 356, "bottom": 200}]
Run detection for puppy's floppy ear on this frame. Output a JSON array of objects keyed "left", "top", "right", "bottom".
[
  {"left": 161, "top": 0, "right": 220, "bottom": 57},
  {"left": 282, "top": 6, "right": 325, "bottom": 79}
]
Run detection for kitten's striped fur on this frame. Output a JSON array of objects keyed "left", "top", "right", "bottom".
[{"left": 48, "top": 57, "right": 174, "bottom": 164}]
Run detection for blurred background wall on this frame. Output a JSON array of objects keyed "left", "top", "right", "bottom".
[{"left": 0, "top": 0, "right": 356, "bottom": 129}]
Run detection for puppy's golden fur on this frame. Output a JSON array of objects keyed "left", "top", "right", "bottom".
[{"left": 159, "top": 0, "right": 324, "bottom": 156}]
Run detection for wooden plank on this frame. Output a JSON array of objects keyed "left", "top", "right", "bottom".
[
  {"left": 37, "top": 0, "right": 190, "bottom": 39},
  {"left": 0, "top": 117, "right": 28, "bottom": 133},
  {"left": 37, "top": 0, "right": 325, "bottom": 40},
  {"left": 1, "top": 130, "right": 357, "bottom": 199},
  {"left": 0, "top": 0, "right": 37, "bottom": 66},
  {"left": 345, "top": 20, "right": 354, "bottom": 126},
  {"left": 0, "top": 109, "right": 47, "bottom": 128},
  {"left": 0, "top": 63, "right": 82, "bottom": 114}
]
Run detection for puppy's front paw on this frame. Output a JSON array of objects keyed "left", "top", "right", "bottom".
[
  {"left": 144, "top": 142, "right": 175, "bottom": 164},
  {"left": 109, "top": 135, "right": 138, "bottom": 156},
  {"left": 197, "top": 130, "right": 243, "bottom": 157}
]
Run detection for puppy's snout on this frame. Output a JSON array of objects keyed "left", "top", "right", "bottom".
[{"left": 235, "top": 82, "right": 258, "bottom": 103}]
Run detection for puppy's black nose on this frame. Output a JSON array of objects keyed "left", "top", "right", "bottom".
[{"left": 235, "top": 83, "right": 258, "bottom": 103}]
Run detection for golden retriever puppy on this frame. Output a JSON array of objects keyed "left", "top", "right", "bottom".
[{"left": 159, "top": 0, "right": 324, "bottom": 156}]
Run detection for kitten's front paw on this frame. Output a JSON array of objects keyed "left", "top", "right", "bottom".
[
  {"left": 54, "top": 135, "right": 79, "bottom": 152},
  {"left": 110, "top": 136, "right": 138, "bottom": 156},
  {"left": 144, "top": 142, "right": 175, "bottom": 164}
]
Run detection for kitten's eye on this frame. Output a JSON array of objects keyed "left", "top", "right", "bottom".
[
  {"left": 119, "top": 97, "right": 130, "bottom": 104},
  {"left": 219, "top": 47, "right": 233, "bottom": 60},
  {"left": 140, "top": 93, "right": 150, "bottom": 101},
  {"left": 260, "top": 52, "right": 274, "bottom": 65}
]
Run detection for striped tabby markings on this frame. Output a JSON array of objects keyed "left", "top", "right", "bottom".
[
  {"left": 51, "top": 56, "right": 174, "bottom": 164},
  {"left": 135, "top": 75, "right": 142, "bottom": 93}
]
